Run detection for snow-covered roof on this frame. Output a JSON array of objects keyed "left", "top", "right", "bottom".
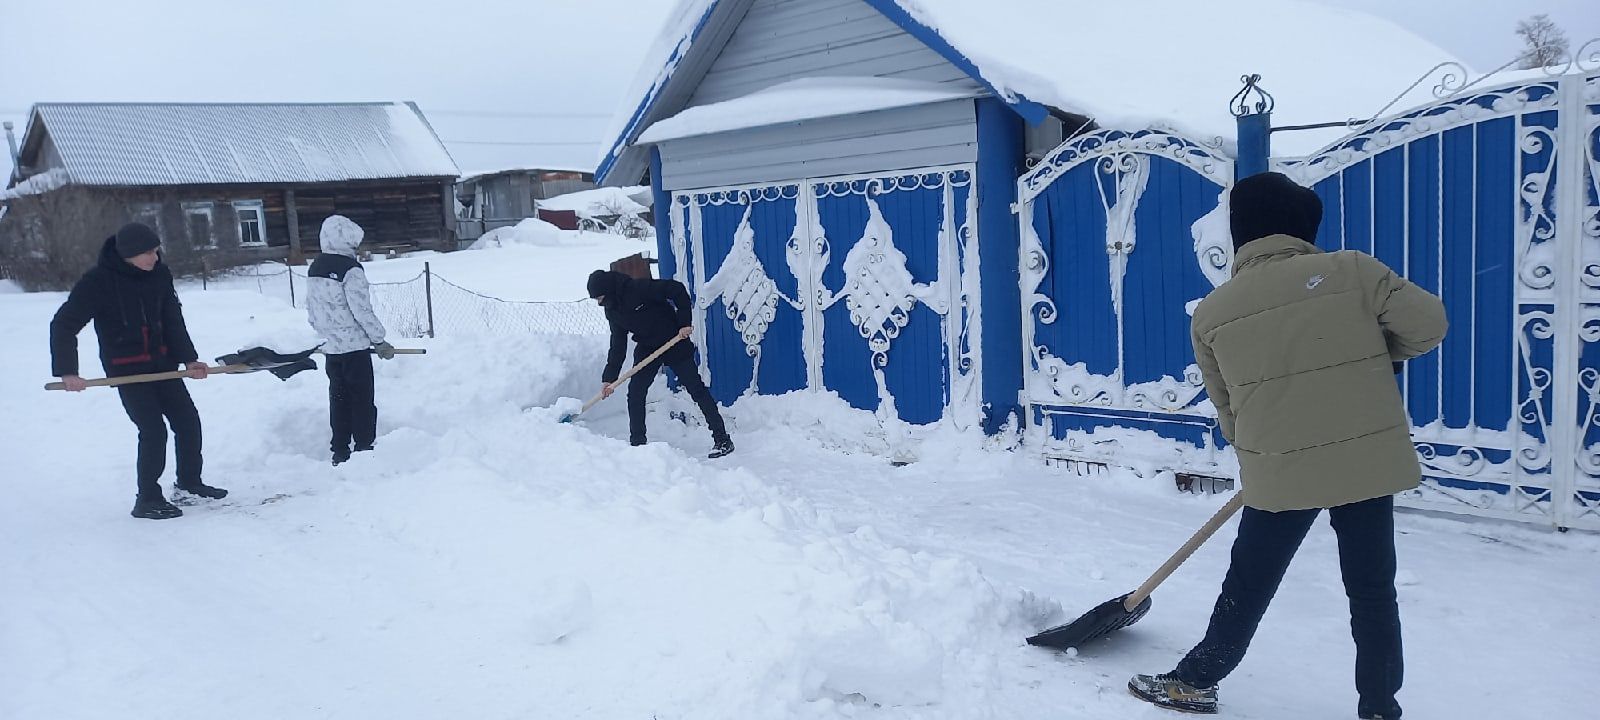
[
  {"left": 0, "top": 168, "right": 67, "bottom": 200},
  {"left": 598, "top": 0, "right": 1466, "bottom": 182},
  {"left": 637, "top": 77, "right": 981, "bottom": 143},
  {"left": 458, "top": 166, "right": 596, "bottom": 183},
  {"left": 16, "top": 102, "right": 460, "bottom": 187},
  {"left": 897, "top": 0, "right": 1466, "bottom": 153},
  {"left": 538, "top": 186, "right": 652, "bottom": 217}
]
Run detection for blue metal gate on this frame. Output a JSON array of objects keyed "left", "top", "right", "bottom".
[
  {"left": 1277, "top": 65, "right": 1600, "bottom": 529},
  {"left": 1017, "top": 129, "right": 1236, "bottom": 474}
]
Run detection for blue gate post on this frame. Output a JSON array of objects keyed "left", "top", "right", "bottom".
[{"left": 1231, "top": 74, "right": 1275, "bottom": 180}]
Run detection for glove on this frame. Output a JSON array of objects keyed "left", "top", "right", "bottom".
[{"left": 374, "top": 341, "right": 396, "bottom": 360}]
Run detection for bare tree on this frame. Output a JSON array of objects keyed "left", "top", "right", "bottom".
[
  {"left": 1517, "top": 14, "right": 1571, "bottom": 69},
  {"left": 586, "top": 195, "right": 653, "bottom": 239},
  {"left": 0, "top": 185, "right": 262, "bottom": 290},
  {"left": 0, "top": 187, "right": 131, "bottom": 291}
]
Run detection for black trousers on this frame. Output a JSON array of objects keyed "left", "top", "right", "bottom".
[
  {"left": 326, "top": 350, "right": 377, "bottom": 454},
  {"left": 1173, "top": 495, "right": 1404, "bottom": 719},
  {"left": 116, "top": 379, "right": 202, "bottom": 497},
  {"left": 627, "top": 343, "right": 728, "bottom": 444}
]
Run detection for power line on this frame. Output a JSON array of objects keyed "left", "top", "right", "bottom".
[
  {"left": 443, "top": 139, "right": 602, "bottom": 147},
  {"left": 428, "top": 109, "right": 611, "bottom": 119}
]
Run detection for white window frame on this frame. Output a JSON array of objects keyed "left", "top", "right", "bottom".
[
  {"left": 130, "top": 202, "right": 164, "bottom": 240},
  {"left": 233, "top": 200, "right": 267, "bottom": 247},
  {"left": 182, "top": 202, "right": 215, "bottom": 249}
]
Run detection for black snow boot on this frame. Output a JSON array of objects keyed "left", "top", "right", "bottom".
[
  {"left": 332, "top": 450, "right": 351, "bottom": 466},
  {"left": 630, "top": 437, "right": 647, "bottom": 447},
  {"left": 131, "top": 494, "right": 184, "bottom": 520},
  {"left": 708, "top": 437, "right": 735, "bottom": 459},
  {"left": 1128, "top": 673, "right": 1218, "bottom": 714},
  {"left": 174, "top": 481, "right": 229, "bottom": 500}
]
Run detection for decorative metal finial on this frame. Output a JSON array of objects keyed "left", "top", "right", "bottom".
[{"left": 1230, "top": 74, "right": 1275, "bottom": 118}]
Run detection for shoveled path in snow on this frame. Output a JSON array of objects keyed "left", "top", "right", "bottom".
[{"left": 594, "top": 393, "right": 1600, "bottom": 720}]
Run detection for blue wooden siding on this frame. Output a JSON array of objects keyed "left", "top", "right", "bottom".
[
  {"left": 1121, "top": 163, "right": 1220, "bottom": 387},
  {"left": 813, "top": 176, "right": 955, "bottom": 424},
  {"left": 678, "top": 170, "right": 961, "bottom": 424},
  {"left": 876, "top": 182, "right": 947, "bottom": 425},
  {"left": 1030, "top": 164, "right": 1116, "bottom": 377},
  {"left": 691, "top": 188, "right": 809, "bottom": 404}
]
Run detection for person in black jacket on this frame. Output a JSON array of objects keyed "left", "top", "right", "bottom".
[
  {"left": 50, "top": 223, "right": 228, "bottom": 520},
  {"left": 587, "top": 269, "right": 733, "bottom": 458}
]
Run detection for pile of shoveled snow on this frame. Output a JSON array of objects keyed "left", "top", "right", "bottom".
[{"left": 469, "top": 217, "right": 568, "bottom": 249}]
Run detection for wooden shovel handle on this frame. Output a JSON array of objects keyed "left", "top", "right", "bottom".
[
  {"left": 311, "top": 348, "right": 427, "bottom": 355},
  {"left": 577, "top": 334, "right": 686, "bottom": 415},
  {"left": 1125, "top": 493, "right": 1246, "bottom": 610},
  {"left": 45, "top": 364, "right": 251, "bottom": 391}
]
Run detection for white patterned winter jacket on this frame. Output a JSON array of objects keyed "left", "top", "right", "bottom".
[{"left": 306, "top": 215, "right": 386, "bottom": 355}]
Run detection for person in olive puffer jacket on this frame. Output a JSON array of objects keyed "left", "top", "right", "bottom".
[
  {"left": 1129, "top": 173, "right": 1447, "bottom": 720},
  {"left": 50, "top": 223, "right": 229, "bottom": 520}
]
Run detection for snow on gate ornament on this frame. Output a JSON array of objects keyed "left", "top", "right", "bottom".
[
  {"left": 699, "top": 205, "right": 784, "bottom": 368},
  {"left": 841, "top": 198, "right": 923, "bottom": 367}
]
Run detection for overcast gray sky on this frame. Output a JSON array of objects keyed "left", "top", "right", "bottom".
[{"left": 2, "top": 0, "right": 1595, "bottom": 182}]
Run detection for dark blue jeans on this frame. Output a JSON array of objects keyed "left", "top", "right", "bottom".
[{"left": 1174, "top": 495, "right": 1404, "bottom": 719}]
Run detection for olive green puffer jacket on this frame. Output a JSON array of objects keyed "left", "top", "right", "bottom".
[{"left": 1191, "top": 235, "right": 1448, "bottom": 511}]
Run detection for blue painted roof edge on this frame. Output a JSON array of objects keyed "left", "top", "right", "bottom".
[
  {"left": 595, "top": 1, "right": 720, "bottom": 184},
  {"left": 595, "top": 0, "right": 1051, "bottom": 184}
]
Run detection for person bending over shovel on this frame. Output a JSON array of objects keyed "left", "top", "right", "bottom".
[
  {"left": 307, "top": 215, "right": 395, "bottom": 466},
  {"left": 49, "top": 222, "right": 228, "bottom": 520},
  {"left": 1128, "top": 173, "right": 1446, "bottom": 719},
  {"left": 586, "top": 269, "right": 732, "bottom": 459}
]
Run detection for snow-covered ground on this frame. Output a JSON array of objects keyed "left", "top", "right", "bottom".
[{"left": 2, "top": 248, "right": 1596, "bottom": 720}]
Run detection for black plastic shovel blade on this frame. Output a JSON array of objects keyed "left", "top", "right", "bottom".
[
  {"left": 1026, "top": 592, "right": 1153, "bottom": 650},
  {"left": 214, "top": 347, "right": 319, "bottom": 381}
]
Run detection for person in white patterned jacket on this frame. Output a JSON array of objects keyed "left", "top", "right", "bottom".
[{"left": 306, "top": 215, "right": 394, "bottom": 466}]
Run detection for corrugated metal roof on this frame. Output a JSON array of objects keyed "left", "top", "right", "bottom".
[{"left": 31, "top": 102, "right": 459, "bottom": 186}]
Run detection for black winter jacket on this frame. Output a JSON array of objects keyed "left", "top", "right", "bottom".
[
  {"left": 597, "top": 272, "right": 694, "bottom": 382},
  {"left": 50, "top": 237, "right": 199, "bottom": 378}
]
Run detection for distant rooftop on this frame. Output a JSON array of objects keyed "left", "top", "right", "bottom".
[{"left": 12, "top": 102, "right": 460, "bottom": 188}]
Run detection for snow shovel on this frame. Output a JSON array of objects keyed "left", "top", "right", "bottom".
[
  {"left": 218, "top": 345, "right": 425, "bottom": 376},
  {"left": 1026, "top": 493, "right": 1245, "bottom": 650},
  {"left": 213, "top": 346, "right": 323, "bottom": 380},
  {"left": 43, "top": 346, "right": 320, "bottom": 391},
  {"left": 559, "top": 334, "right": 684, "bottom": 423}
]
